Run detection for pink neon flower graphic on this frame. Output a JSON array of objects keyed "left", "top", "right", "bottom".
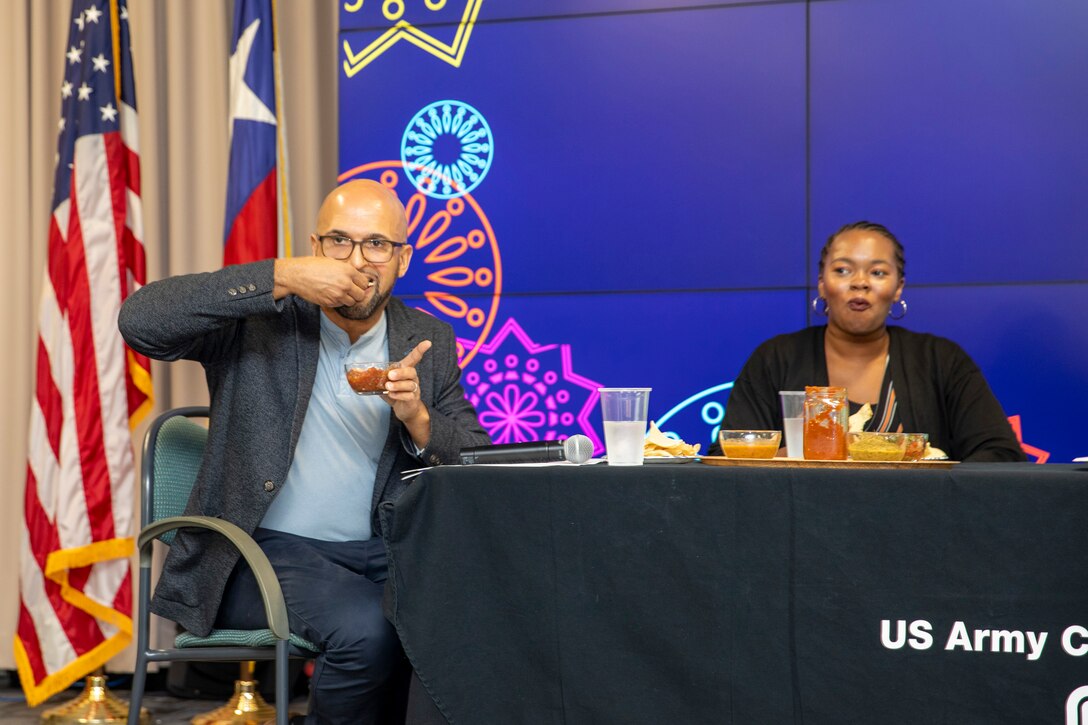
[
  {"left": 461, "top": 317, "right": 604, "bottom": 452},
  {"left": 478, "top": 385, "right": 546, "bottom": 443}
]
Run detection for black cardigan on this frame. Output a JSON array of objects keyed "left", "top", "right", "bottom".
[{"left": 716, "top": 326, "right": 1026, "bottom": 462}]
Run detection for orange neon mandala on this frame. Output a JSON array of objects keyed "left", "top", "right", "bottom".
[{"left": 338, "top": 160, "right": 502, "bottom": 367}]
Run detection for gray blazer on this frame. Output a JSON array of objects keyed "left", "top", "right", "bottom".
[{"left": 119, "top": 259, "right": 489, "bottom": 636}]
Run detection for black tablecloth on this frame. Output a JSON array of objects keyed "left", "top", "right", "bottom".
[{"left": 380, "top": 462, "right": 1088, "bottom": 724}]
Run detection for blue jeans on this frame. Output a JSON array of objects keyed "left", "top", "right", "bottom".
[{"left": 216, "top": 528, "right": 404, "bottom": 724}]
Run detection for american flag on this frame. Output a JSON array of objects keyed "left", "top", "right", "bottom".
[
  {"left": 224, "top": 0, "right": 291, "bottom": 264},
  {"left": 16, "top": 0, "right": 150, "bottom": 706}
]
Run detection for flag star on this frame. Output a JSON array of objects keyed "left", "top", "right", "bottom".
[
  {"left": 84, "top": 5, "right": 102, "bottom": 23},
  {"left": 66, "top": 46, "right": 82, "bottom": 64},
  {"left": 61, "top": 80, "right": 73, "bottom": 98},
  {"left": 58, "top": 117, "right": 66, "bottom": 132},
  {"left": 99, "top": 102, "right": 118, "bottom": 122},
  {"left": 75, "top": 13, "right": 85, "bottom": 31},
  {"left": 228, "top": 18, "right": 277, "bottom": 142},
  {"left": 77, "top": 82, "right": 93, "bottom": 101},
  {"left": 121, "top": 6, "right": 128, "bottom": 20},
  {"left": 92, "top": 53, "right": 110, "bottom": 73}
]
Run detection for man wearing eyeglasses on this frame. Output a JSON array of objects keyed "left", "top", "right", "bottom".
[{"left": 119, "top": 179, "right": 489, "bottom": 724}]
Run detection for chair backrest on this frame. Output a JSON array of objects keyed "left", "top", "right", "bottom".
[{"left": 141, "top": 406, "right": 210, "bottom": 544}]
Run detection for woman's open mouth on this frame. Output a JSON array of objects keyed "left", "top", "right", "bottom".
[{"left": 847, "top": 298, "right": 871, "bottom": 312}]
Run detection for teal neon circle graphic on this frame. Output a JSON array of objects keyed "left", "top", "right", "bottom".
[
  {"left": 654, "top": 382, "right": 735, "bottom": 447},
  {"left": 401, "top": 100, "right": 494, "bottom": 199}
]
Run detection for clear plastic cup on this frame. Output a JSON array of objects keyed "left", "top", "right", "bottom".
[
  {"left": 779, "top": 391, "right": 805, "bottom": 459},
  {"left": 598, "top": 388, "right": 652, "bottom": 466}
]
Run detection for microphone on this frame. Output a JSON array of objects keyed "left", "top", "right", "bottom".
[{"left": 459, "top": 435, "right": 595, "bottom": 465}]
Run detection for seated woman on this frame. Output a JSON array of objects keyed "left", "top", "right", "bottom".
[{"left": 716, "top": 221, "right": 1025, "bottom": 462}]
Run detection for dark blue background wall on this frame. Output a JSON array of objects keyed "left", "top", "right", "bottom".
[{"left": 338, "top": 0, "right": 1088, "bottom": 461}]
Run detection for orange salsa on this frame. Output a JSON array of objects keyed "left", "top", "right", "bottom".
[
  {"left": 803, "top": 386, "right": 848, "bottom": 460},
  {"left": 346, "top": 366, "right": 390, "bottom": 394},
  {"left": 720, "top": 440, "right": 779, "bottom": 459}
]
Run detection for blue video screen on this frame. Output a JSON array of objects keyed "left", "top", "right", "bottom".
[{"left": 339, "top": 0, "right": 1088, "bottom": 461}]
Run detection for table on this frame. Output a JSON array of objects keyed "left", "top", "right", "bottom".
[{"left": 380, "top": 462, "right": 1088, "bottom": 724}]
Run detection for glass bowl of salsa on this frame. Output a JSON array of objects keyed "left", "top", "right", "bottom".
[
  {"left": 344, "top": 361, "right": 399, "bottom": 395},
  {"left": 902, "top": 433, "right": 929, "bottom": 461},
  {"left": 718, "top": 430, "right": 781, "bottom": 459}
]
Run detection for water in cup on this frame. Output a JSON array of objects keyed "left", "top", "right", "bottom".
[
  {"left": 783, "top": 417, "right": 804, "bottom": 458},
  {"left": 779, "top": 390, "right": 805, "bottom": 459},
  {"left": 598, "top": 387, "right": 651, "bottom": 466},
  {"left": 603, "top": 421, "right": 646, "bottom": 465}
]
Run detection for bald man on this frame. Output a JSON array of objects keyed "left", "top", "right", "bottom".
[{"left": 120, "top": 180, "right": 489, "bottom": 723}]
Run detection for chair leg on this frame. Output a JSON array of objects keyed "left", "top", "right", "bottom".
[
  {"left": 130, "top": 562, "right": 153, "bottom": 725},
  {"left": 276, "top": 640, "right": 290, "bottom": 725},
  {"left": 127, "top": 654, "right": 148, "bottom": 725}
]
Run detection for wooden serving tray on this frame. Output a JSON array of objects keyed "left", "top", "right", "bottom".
[{"left": 698, "top": 456, "right": 957, "bottom": 469}]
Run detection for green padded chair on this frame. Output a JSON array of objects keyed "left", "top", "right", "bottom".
[{"left": 128, "top": 407, "right": 318, "bottom": 725}]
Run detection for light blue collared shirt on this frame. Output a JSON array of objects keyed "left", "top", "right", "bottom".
[{"left": 260, "top": 311, "right": 391, "bottom": 541}]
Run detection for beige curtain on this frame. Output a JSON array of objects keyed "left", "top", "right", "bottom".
[{"left": 0, "top": 0, "right": 338, "bottom": 672}]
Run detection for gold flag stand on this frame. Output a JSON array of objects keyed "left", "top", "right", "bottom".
[
  {"left": 190, "top": 661, "right": 291, "bottom": 725},
  {"left": 39, "top": 673, "right": 150, "bottom": 724}
]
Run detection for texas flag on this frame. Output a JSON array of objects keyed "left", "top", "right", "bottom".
[{"left": 223, "top": 0, "right": 290, "bottom": 264}]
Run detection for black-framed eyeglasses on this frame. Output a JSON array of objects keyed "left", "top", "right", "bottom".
[{"left": 317, "top": 234, "right": 408, "bottom": 263}]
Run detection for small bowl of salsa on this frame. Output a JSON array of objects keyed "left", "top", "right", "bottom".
[
  {"left": 344, "top": 361, "right": 399, "bottom": 395},
  {"left": 718, "top": 430, "right": 781, "bottom": 459},
  {"left": 902, "top": 433, "right": 929, "bottom": 461}
]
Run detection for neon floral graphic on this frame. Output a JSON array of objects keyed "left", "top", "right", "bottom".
[
  {"left": 478, "top": 385, "right": 547, "bottom": 443},
  {"left": 462, "top": 317, "right": 604, "bottom": 451},
  {"left": 337, "top": 161, "right": 501, "bottom": 367},
  {"left": 402, "top": 100, "right": 494, "bottom": 199}
]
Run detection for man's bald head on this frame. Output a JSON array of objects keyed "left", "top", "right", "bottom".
[{"left": 316, "top": 179, "right": 408, "bottom": 241}]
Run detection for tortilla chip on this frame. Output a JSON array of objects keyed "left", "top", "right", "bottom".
[
  {"left": 848, "top": 403, "right": 873, "bottom": 433},
  {"left": 642, "top": 421, "right": 701, "bottom": 457}
]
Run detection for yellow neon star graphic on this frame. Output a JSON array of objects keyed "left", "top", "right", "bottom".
[{"left": 342, "top": 0, "right": 483, "bottom": 77}]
